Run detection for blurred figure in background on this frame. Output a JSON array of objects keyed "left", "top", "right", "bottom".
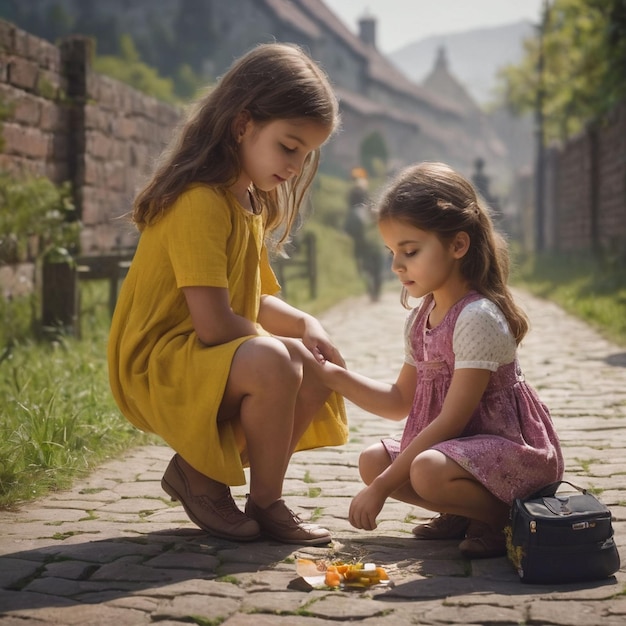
[{"left": 344, "top": 167, "right": 384, "bottom": 301}]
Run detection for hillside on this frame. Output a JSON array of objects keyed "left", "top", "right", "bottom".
[{"left": 389, "top": 20, "right": 535, "bottom": 106}]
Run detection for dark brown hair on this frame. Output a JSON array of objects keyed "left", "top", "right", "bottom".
[
  {"left": 378, "top": 161, "right": 529, "bottom": 343},
  {"left": 133, "top": 43, "right": 339, "bottom": 247}
]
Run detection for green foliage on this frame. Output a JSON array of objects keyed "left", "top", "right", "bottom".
[
  {"left": 0, "top": 281, "right": 153, "bottom": 508},
  {"left": 512, "top": 251, "right": 626, "bottom": 346},
  {"left": 173, "top": 63, "right": 206, "bottom": 101},
  {"left": 360, "top": 132, "right": 388, "bottom": 177},
  {"left": 0, "top": 294, "right": 34, "bottom": 348},
  {"left": 604, "top": 0, "right": 626, "bottom": 103},
  {"left": 0, "top": 174, "right": 79, "bottom": 347},
  {"left": 277, "top": 221, "right": 366, "bottom": 316},
  {"left": 1, "top": 5, "right": 209, "bottom": 102},
  {"left": 92, "top": 33, "right": 206, "bottom": 103},
  {"left": 93, "top": 34, "right": 178, "bottom": 103},
  {"left": 311, "top": 174, "right": 351, "bottom": 230},
  {"left": 497, "top": 0, "right": 626, "bottom": 141},
  {"left": 0, "top": 174, "right": 79, "bottom": 264}
]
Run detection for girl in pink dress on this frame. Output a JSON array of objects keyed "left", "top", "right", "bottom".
[{"left": 318, "top": 161, "right": 563, "bottom": 558}]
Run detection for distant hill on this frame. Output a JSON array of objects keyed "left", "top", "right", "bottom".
[{"left": 389, "top": 20, "right": 535, "bottom": 106}]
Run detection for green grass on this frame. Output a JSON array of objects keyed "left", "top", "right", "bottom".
[
  {"left": 0, "top": 281, "right": 155, "bottom": 508},
  {"left": 285, "top": 221, "right": 369, "bottom": 315},
  {"left": 512, "top": 251, "right": 626, "bottom": 347}
]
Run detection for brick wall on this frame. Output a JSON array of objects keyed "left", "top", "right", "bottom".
[
  {"left": 552, "top": 131, "right": 593, "bottom": 252},
  {"left": 0, "top": 20, "right": 69, "bottom": 181},
  {"left": 0, "top": 20, "right": 180, "bottom": 256},
  {"left": 543, "top": 100, "right": 626, "bottom": 256},
  {"left": 596, "top": 102, "right": 626, "bottom": 256}
]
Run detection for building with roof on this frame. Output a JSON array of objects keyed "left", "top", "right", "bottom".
[
  {"left": 5, "top": 0, "right": 509, "bottom": 181},
  {"left": 205, "top": 0, "right": 507, "bottom": 180}
]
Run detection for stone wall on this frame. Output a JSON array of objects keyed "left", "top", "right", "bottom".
[
  {"left": 0, "top": 20, "right": 69, "bottom": 181},
  {"left": 543, "top": 100, "right": 626, "bottom": 256},
  {"left": 0, "top": 19, "right": 180, "bottom": 256}
]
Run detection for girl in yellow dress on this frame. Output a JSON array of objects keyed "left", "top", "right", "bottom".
[{"left": 108, "top": 43, "right": 347, "bottom": 545}]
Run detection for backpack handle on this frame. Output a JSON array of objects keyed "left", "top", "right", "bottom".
[{"left": 528, "top": 480, "right": 587, "bottom": 499}]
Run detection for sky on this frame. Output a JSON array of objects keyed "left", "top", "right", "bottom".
[{"left": 324, "top": 0, "right": 545, "bottom": 54}]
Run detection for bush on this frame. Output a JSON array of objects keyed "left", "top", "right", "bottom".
[
  {"left": 310, "top": 174, "right": 351, "bottom": 230},
  {"left": 513, "top": 251, "right": 626, "bottom": 347},
  {"left": 0, "top": 281, "right": 154, "bottom": 508},
  {"left": 0, "top": 174, "right": 78, "bottom": 264}
]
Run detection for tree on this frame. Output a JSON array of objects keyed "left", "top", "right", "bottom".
[
  {"left": 173, "top": 63, "right": 206, "bottom": 101},
  {"left": 359, "top": 131, "right": 388, "bottom": 178},
  {"left": 603, "top": 0, "right": 626, "bottom": 107},
  {"left": 497, "top": 0, "right": 626, "bottom": 142},
  {"left": 93, "top": 34, "right": 177, "bottom": 104}
]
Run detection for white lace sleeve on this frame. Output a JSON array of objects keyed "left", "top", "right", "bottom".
[
  {"left": 453, "top": 299, "right": 516, "bottom": 371},
  {"left": 404, "top": 307, "right": 419, "bottom": 366}
]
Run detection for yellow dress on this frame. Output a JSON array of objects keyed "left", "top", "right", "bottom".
[{"left": 108, "top": 184, "right": 347, "bottom": 485}]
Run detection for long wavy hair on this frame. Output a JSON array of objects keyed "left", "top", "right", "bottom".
[
  {"left": 378, "top": 161, "right": 529, "bottom": 344},
  {"left": 132, "top": 43, "right": 339, "bottom": 248}
]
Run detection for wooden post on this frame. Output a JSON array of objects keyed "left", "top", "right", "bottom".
[{"left": 42, "top": 261, "right": 78, "bottom": 336}]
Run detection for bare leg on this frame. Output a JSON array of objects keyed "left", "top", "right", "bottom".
[
  {"left": 219, "top": 336, "right": 301, "bottom": 508},
  {"left": 278, "top": 337, "right": 334, "bottom": 451},
  {"left": 219, "top": 335, "right": 333, "bottom": 545},
  {"left": 409, "top": 450, "right": 510, "bottom": 530},
  {"left": 359, "top": 444, "right": 508, "bottom": 530},
  {"left": 359, "top": 443, "right": 428, "bottom": 507}
]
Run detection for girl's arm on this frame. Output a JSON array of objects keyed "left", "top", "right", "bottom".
[
  {"left": 183, "top": 286, "right": 258, "bottom": 346},
  {"left": 349, "top": 367, "right": 492, "bottom": 530},
  {"left": 318, "top": 359, "right": 417, "bottom": 421},
  {"left": 258, "top": 294, "right": 344, "bottom": 365}
]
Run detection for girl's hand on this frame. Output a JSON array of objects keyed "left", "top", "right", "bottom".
[
  {"left": 257, "top": 295, "right": 346, "bottom": 366},
  {"left": 302, "top": 318, "right": 346, "bottom": 367},
  {"left": 348, "top": 483, "right": 387, "bottom": 531}
]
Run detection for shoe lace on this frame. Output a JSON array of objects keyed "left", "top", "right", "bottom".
[
  {"left": 196, "top": 490, "right": 246, "bottom": 523},
  {"left": 280, "top": 503, "right": 320, "bottom": 530},
  {"left": 286, "top": 507, "right": 304, "bottom": 525}
]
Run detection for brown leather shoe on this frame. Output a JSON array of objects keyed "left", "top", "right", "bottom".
[
  {"left": 161, "top": 454, "right": 260, "bottom": 541},
  {"left": 412, "top": 514, "right": 470, "bottom": 539},
  {"left": 245, "top": 495, "right": 331, "bottom": 545},
  {"left": 458, "top": 522, "right": 506, "bottom": 559}
]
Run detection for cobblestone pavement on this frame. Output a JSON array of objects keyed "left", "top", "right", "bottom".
[{"left": 1, "top": 288, "right": 625, "bottom": 625}]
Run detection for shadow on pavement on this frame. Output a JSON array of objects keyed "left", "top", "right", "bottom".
[
  {"left": 605, "top": 352, "right": 626, "bottom": 368},
  {"left": 1, "top": 528, "right": 621, "bottom": 616},
  {"left": 0, "top": 527, "right": 297, "bottom": 612}
]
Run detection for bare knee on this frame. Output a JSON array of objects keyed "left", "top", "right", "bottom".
[
  {"left": 409, "top": 449, "right": 447, "bottom": 502},
  {"left": 358, "top": 443, "right": 391, "bottom": 485},
  {"left": 230, "top": 337, "right": 302, "bottom": 396}
]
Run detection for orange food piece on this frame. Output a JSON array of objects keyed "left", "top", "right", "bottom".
[
  {"left": 376, "top": 567, "right": 389, "bottom": 580},
  {"left": 325, "top": 568, "right": 342, "bottom": 587},
  {"left": 342, "top": 569, "right": 359, "bottom": 581},
  {"left": 318, "top": 561, "right": 389, "bottom": 588}
]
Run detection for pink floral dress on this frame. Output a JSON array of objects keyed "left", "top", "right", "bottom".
[{"left": 383, "top": 291, "right": 564, "bottom": 504}]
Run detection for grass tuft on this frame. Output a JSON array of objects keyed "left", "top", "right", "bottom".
[
  {"left": 512, "top": 251, "right": 626, "bottom": 347},
  {"left": 0, "top": 281, "right": 155, "bottom": 508}
]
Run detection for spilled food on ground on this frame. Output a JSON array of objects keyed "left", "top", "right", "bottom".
[{"left": 296, "top": 558, "right": 390, "bottom": 589}]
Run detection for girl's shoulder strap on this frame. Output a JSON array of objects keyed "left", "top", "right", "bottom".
[
  {"left": 409, "top": 294, "right": 434, "bottom": 339},
  {"left": 443, "top": 290, "right": 484, "bottom": 329},
  {"left": 414, "top": 293, "right": 434, "bottom": 320},
  {"left": 455, "top": 290, "right": 483, "bottom": 312}
]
